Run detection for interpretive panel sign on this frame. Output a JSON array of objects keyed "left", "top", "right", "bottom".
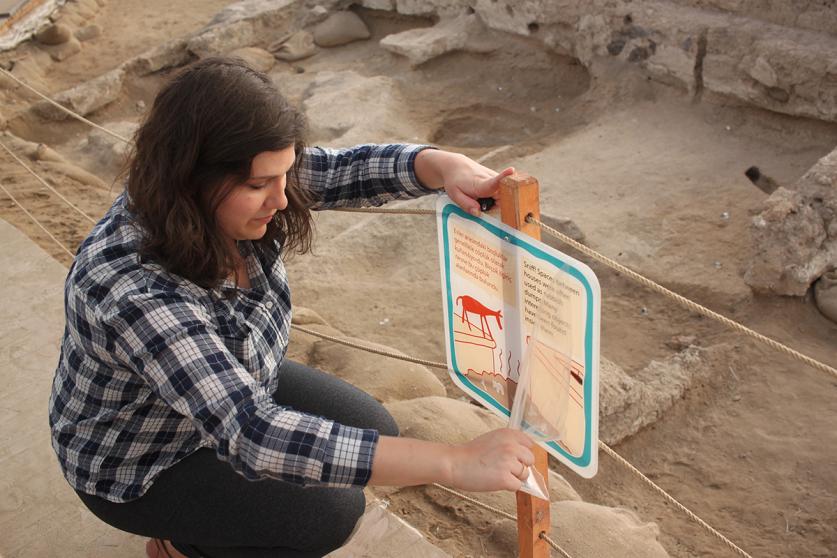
[{"left": 436, "top": 196, "right": 600, "bottom": 477}]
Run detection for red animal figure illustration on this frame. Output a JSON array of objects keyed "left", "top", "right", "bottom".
[{"left": 456, "top": 295, "right": 503, "bottom": 341}]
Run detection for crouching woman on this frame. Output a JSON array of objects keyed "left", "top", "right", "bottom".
[{"left": 49, "top": 57, "right": 533, "bottom": 558}]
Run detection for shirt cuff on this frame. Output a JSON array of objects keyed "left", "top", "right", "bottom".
[
  {"left": 320, "top": 422, "right": 380, "bottom": 487},
  {"left": 401, "top": 144, "right": 439, "bottom": 197}
]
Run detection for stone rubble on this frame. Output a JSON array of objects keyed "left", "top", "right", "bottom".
[
  {"left": 269, "top": 30, "right": 318, "bottom": 62},
  {"left": 814, "top": 269, "right": 837, "bottom": 324},
  {"left": 362, "top": 0, "right": 837, "bottom": 123},
  {"left": 74, "top": 24, "right": 102, "bottom": 42},
  {"left": 312, "top": 11, "right": 371, "bottom": 48},
  {"left": 122, "top": 39, "right": 192, "bottom": 76},
  {"left": 34, "top": 23, "right": 73, "bottom": 46},
  {"left": 599, "top": 345, "right": 732, "bottom": 445},
  {"left": 32, "top": 66, "right": 124, "bottom": 120},
  {"left": 49, "top": 36, "right": 81, "bottom": 62},
  {"left": 745, "top": 146, "right": 837, "bottom": 297},
  {"left": 379, "top": 14, "right": 484, "bottom": 66}
]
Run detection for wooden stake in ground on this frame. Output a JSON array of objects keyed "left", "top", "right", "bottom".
[{"left": 499, "top": 172, "right": 550, "bottom": 558}]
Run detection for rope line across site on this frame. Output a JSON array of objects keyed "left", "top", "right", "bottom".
[
  {"left": 291, "top": 325, "right": 753, "bottom": 558},
  {"left": 4, "top": 71, "right": 815, "bottom": 558},
  {"left": 331, "top": 207, "right": 837, "bottom": 382}
]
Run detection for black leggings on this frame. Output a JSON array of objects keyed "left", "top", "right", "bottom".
[{"left": 76, "top": 360, "right": 399, "bottom": 558}]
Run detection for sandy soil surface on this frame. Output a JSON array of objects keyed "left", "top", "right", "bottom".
[{"left": 1, "top": 2, "right": 836, "bottom": 557}]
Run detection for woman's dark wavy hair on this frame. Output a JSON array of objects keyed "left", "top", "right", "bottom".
[{"left": 125, "top": 56, "right": 312, "bottom": 289}]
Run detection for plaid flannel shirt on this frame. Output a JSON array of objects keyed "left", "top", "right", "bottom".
[{"left": 49, "top": 144, "right": 434, "bottom": 502}]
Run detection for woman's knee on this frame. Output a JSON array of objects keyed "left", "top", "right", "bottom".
[
  {"left": 296, "top": 487, "right": 366, "bottom": 554},
  {"left": 274, "top": 360, "right": 400, "bottom": 437},
  {"left": 368, "top": 404, "right": 399, "bottom": 438}
]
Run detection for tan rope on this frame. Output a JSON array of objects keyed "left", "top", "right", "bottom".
[
  {"left": 0, "top": 67, "right": 132, "bottom": 145},
  {"left": 598, "top": 442, "right": 751, "bottom": 558},
  {"left": 295, "top": 323, "right": 753, "bottom": 557},
  {"left": 529, "top": 215, "right": 837, "bottom": 381},
  {"left": 431, "top": 483, "right": 517, "bottom": 521},
  {"left": 290, "top": 323, "right": 448, "bottom": 370},
  {"left": 0, "top": 141, "right": 98, "bottom": 224},
  {"left": 431, "top": 483, "right": 573, "bottom": 558},
  {"left": 0, "top": 182, "right": 75, "bottom": 259},
  {"left": 324, "top": 206, "right": 837, "bottom": 381}
]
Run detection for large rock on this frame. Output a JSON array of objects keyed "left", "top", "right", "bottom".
[
  {"left": 703, "top": 23, "right": 837, "bottom": 122},
  {"left": 312, "top": 11, "right": 371, "bottom": 48},
  {"left": 0, "top": 131, "right": 109, "bottom": 189},
  {"left": 78, "top": 120, "right": 139, "bottom": 178},
  {"left": 34, "top": 23, "right": 73, "bottom": 45},
  {"left": 302, "top": 70, "right": 430, "bottom": 145},
  {"left": 600, "top": 346, "right": 730, "bottom": 445},
  {"left": 33, "top": 67, "right": 125, "bottom": 121},
  {"left": 745, "top": 146, "right": 837, "bottom": 296},
  {"left": 187, "top": 0, "right": 298, "bottom": 57},
  {"left": 74, "top": 24, "right": 102, "bottom": 42},
  {"left": 228, "top": 47, "right": 276, "bottom": 72},
  {"left": 49, "top": 37, "right": 82, "bottom": 62},
  {"left": 269, "top": 30, "right": 318, "bottom": 62},
  {"left": 814, "top": 269, "right": 837, "bottom": 324},
  {"left": 380, "top": 14, "right": 486, "bottom": 66},
  {"left": 311, "top": 337, "right": 446, "bottom": 403},
  {"left": 206, "top": 0, "right": 296, "bottom": 28},
  {"left": 386, "top": 394, "right": 505, "bottom": 445},
  {"left": 123, "top": 39, "right": 192, "bottom": 76},
  {"left": 549, "top": 501, "right": 670, "bottom": 558},
  {"left": 396, "top": 0, "right": 471, "bottom": 18}
]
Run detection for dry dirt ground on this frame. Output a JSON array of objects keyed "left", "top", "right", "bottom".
[{"left": 1, "top": 2, "right": 836, "bottom": 557}]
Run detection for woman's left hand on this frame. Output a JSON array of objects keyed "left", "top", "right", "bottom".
[{"left": 415, "top": 149, "right": 515, "bottom": 217}]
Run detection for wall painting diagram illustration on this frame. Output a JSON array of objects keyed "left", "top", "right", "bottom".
[{"left": 436, "top": 197, "right": 601, "bottom": 478}]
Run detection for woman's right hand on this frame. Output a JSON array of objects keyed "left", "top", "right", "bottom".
[{"left": 448, "top": 428, "right": 536, "bottom": 492}]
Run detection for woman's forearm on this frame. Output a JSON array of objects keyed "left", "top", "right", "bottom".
[
  {"left": 413, "top": 149, "right": 467, "bottom": 190},
  {"left": 368, "top": 435, "right": 454, "bottom": 487},
  {"left": 368, "top": 428, "right": 536, "bottom": 493}
]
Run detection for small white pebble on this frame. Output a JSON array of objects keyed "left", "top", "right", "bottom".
[
  {"left": 725, "top": 125, "right": 731, "bottom": 131},
  {"left": 720, "top": 211, "right": 730, "bottom": 220}
]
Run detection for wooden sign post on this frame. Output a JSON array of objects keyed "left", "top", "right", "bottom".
[{"left": 499, "top": 173, "right": 551, "bottom": 558}]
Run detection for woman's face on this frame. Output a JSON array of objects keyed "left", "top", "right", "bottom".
[{"left": 215, "top": 146, "right": 296, "bottom": 246}]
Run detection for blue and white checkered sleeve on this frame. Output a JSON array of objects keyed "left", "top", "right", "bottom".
[
  {"left": 298, "top": 144, "right": 438, "bottom": 209},
  {"left": 103, "top": 294, "right": 379, "bottom": 487}
]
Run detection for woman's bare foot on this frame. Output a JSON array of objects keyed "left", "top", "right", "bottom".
[{"left": 145, "top": 538, "right": 190, "bottom": 558}]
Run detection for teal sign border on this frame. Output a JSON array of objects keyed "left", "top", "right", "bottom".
[{"left": 441, "top": 203, "right": 597, "bottom": 470}]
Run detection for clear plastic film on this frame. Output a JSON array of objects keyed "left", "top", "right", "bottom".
[{"left": 508, "top": 271, "right": 574, "bottom": 501}]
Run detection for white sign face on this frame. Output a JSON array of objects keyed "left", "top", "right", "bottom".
[{"left": 436, "top": 197, "right": 600, "bottom": 478}]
